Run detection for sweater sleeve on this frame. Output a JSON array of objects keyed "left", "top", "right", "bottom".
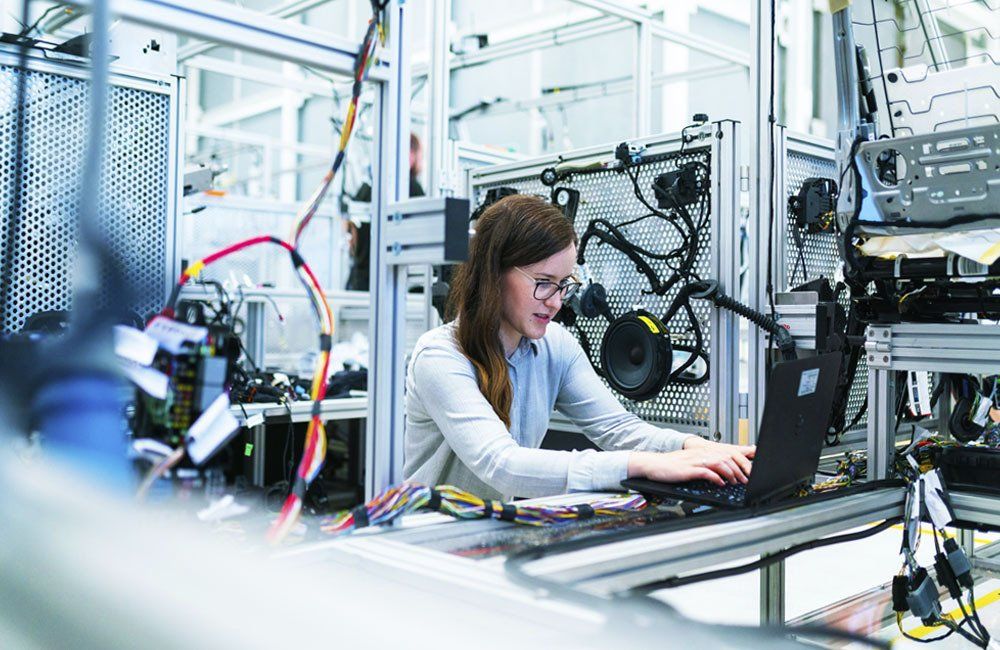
[
  {"left": 554, "top": 328, "right": 694, "bottom": 453},
  {"left": 409, "top": 344, "right": 632, "bottom": 497}
]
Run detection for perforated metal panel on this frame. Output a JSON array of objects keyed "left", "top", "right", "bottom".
[
  {"left": 469, "top": 128, "right": 741, "bottom": 435},
  {"left": 783, "top": 141, "right": 868, "bottom": 435},
  {"left": 0, "top": 60, "right": 172, "bottom": 333}
]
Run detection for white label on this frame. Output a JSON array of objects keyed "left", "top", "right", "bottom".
[
  {"left": 185, "top": 393, "right": 240, "bottom": 466},
  {"left": 245, "top": 413, "right": 265, "bottom": 428},
  {"left": 798, "top": 368, "right": 820, "bottom": 396},
  {"left": 973, "top": 394, "right": 992, "bottom": 427},
  {"left": 145, "top": 316, "right": 208, "bottom": 355},
  {"left": 121, "top": 362, "right": 169, "bottom": 399},
  {"left": 908, "top": 371, "right": 932, "bottom": 417},
  {"left": 114, "top": 325, "right": 159, "bottom": 366},
  {"left": 907, "top": 482, "right": 922, "bottom": 551},
  {"left": 922, "top": 470, "right": 954, "bottom": 529}
]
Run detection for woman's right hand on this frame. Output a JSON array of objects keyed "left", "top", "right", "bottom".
[{"left": 627, "top": 446, "right": 754, "bottom": 486}]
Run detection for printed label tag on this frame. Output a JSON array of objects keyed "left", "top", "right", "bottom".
[{"left": 798, "top": 368, "right": 820, "bottom": 396}]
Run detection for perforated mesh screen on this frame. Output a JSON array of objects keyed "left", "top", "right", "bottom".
[
  {"left": 0, "top": 64, "right": 170, "bottom": 333},
  {"left": 475, "top": 148, "right": 714, "bottom": 430},
  {"left": 784, "top": 148, "right": 868, "bottom": 435}
]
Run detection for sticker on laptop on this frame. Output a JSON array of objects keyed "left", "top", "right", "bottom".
[{"left": 798, "top": 368, "right": 820, "bottom": 396}]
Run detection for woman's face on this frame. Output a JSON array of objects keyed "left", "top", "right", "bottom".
[{"left": 500, "top": 243, "right": 577, "bottom": 344}]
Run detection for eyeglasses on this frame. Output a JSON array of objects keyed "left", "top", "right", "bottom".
[{"left": 514, "top": 266, "right": 582, "bottom": 301}]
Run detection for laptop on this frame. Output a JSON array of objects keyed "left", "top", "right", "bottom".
[{"left": 622, "top": 353, "right": 843, "bottom": 508}]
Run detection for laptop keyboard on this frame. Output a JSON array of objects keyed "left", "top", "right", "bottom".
[{"left": 668, "top": 480, "right": 747, "bottom": 505}]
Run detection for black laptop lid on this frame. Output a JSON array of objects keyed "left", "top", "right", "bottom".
[{"left": 746, "top": 353, "right": 842, "bottom": 505}]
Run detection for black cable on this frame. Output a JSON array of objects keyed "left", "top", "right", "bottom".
[
  {"left": 763, "top": 0, "right": 778, "bottom": 372},
  {"left": 839, "top": 395, "right": 867, "bottom": 435},
  {"left": 17, "top": 3, "right": 62, "bottom": 37},
  {"left": 504, "top": 544, "right": 891, "bottom": 650},
  {"left": 790, "top": 224, "right": 808, "bottom": 286},
  {"left": 578, "top": 225, "right": 665, "bottom": 294},
  {"left": 632, "top": 518, "right": 899, "bottom": 592}
]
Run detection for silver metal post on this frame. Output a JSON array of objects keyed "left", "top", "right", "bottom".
[
  {"left": 244, "top": 301, "right": 267, "bottom": 370},
  {"left": 367, "top": 0, "right": 411, "bottom": 499},
  {"left": 712, "top": 120, "right": 742, "bottom": 444},
  {"left": 748, "top": 0, "right": 776, "bottom": 444},
  {"left": 760, "top": 558, "right": 785, "bottom": 625},
  {"left": 867, "top": 365, "right": 895, "bottom": 480},
  {"left": 427, "top": 0, "right": 452, "bottom": 197},
  {"left": 633, "top": 20, "right": 652, "bottom": 137}
]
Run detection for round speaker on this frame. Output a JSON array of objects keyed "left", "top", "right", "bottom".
[
  {"left": 950, "top": 397, "right": 986, "bottom": 443},
  {"left": 600, "top": 310, "right": 672, "bottom": 401}
]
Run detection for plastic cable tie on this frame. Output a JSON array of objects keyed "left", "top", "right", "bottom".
[
  {"left": 427, "top": 488, "right": 442, "bottom": 511},
  {"left": 500, "top": 504, "right": 517, "bottom": 522},
  {"left": 481, "top": 499, "right": 494, "bottom": 519},
  {"left": 576, "top": 504, "right": 595, "bottom": 519},
  {"left": 351, "top": 504, "right": 370, "bottom": 529}
]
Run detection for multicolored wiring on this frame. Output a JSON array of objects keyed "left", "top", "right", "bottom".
[
  {"left": 148, "top": 4, "right": 389, "bottom": 543},
  {"left": 319, "top": 483, "right": 647, "bottom": 535},
  {"left": 159, "top": 236, "right": 333, "bottom": 543},
  {"left": 811, "top": 451, "right": 868, "bottom": 493},
  {"left": 289, "top": 8, "right": 386, "bottom": 248}
]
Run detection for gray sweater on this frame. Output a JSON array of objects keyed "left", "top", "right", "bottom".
[{"left": 403, "top": 321, "right": 693, "bottom": 500}]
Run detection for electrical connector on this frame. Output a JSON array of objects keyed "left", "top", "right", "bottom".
[
  {"left": 944, "top": 537, "right": 974, "bottom": 589},
  {"left": 906, "top": 568, "right": 943, "bottom": 624},
  {"left": 934, "top": 552, "right": 961, "bottom": 599},
  {"left": 892, "top": 575, "right": 910, "bottom": 613}
]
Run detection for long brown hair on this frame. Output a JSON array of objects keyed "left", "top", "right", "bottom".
[{"left": 447, "top": 194, "right": 577, "bottom": 428}]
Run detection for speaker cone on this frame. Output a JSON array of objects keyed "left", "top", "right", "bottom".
[{"left": 600, "top": 310, "right": 672, "bottom": 401}]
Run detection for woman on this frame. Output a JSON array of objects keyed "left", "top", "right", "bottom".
[{"left": 403, "top": 194, "right": 754, "bottom": 500}]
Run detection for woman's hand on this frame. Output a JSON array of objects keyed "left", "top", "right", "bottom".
[{"left": 628, "top": 438, "right": 756, "bottom": 486}]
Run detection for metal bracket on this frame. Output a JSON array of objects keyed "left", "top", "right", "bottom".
[
  {"left": 383, "top": 196, "right": 471, "bottom": 266},
  {"left": 866, "top": 326, "right": 892, "bottom": 368}
]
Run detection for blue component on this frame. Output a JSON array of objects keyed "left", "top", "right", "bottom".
[{"left": 32, "top": 374, "right": 133, "bottom": 493}]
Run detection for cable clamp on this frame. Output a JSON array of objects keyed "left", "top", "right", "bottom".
[
  {"left": 351, "top": 504, "right": 370, "bottom": 529},
  {"left": 292, "top": 476, "right": 308, "bottom": 500},
  {"left": 427, "top": 488, "right": 442, "bottom": 511}
]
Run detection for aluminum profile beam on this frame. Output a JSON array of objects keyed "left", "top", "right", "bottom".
[
  {"left": 413, "top": 15, "right": 628, "bottom": 79},
  {"left": 451, "top": 63, "right": 741, "bottom": 121},
  {"left": 176, "top": 0, "right": 334, "bottom": 62},
  {"left": 64, "top": 0, "right": 382, "bottom": 79},
  {"left": 569, "top": 0, "right": 750, "bottom": 67},
  {"left": 427, "top": 0, "right": 451, "bottom": 197},
  {"left": 866, "top": 323, "right": 1000, "bottom": 374},
  {"left": 520, "top": 487, "right": 905, "bottom": 594},
  {"left": 367, "top": 0, "right": 412, "bottom": 499}
]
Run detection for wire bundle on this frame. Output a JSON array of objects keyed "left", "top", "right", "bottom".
[
  {"left": 139, "top": 3, "right": 391, "bottom": 542},
  {"left": 319, "top": 483, "right": 646, "bottom": 536},
  {"left": 288, "top": 4, "right": 386, "bottom": 248},
  {"left": 811, "top": 451, "right": 867, "bottom": 493},
  {"left": 894, "top": 482, "right": 991, "bottom": 647},
  {"left": 156, "top": 236, "right": 333, "bottom": 543}
]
